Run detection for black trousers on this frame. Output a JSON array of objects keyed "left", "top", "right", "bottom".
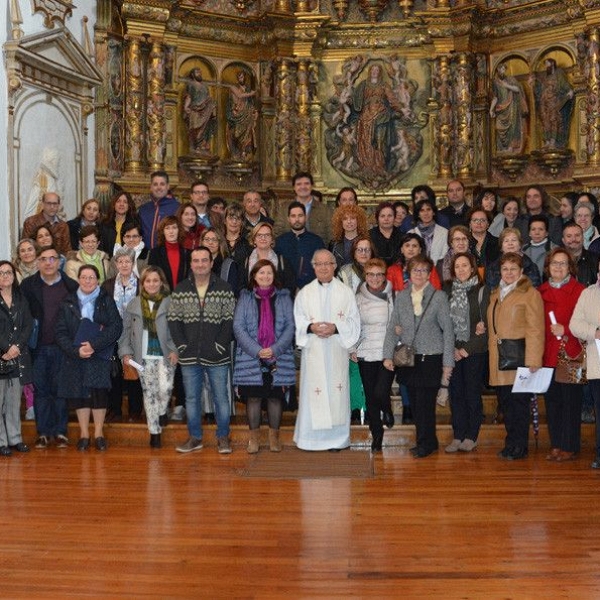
[
  {"left": 358, "top": 360, "right": 395, "bottom": 438},
  {"left": 108, "top": 374, "right": 143, "bottom": 416},
  {"left": 496, "top": 385, "right": 530, "bottom": 450},
  {"left": 545, "top": 377, "right": 583, "bottom": 453},
  {"left": 404, "top": 354, "right": 442, "bottom": 453}
]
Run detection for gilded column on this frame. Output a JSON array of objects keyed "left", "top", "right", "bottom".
[
  {"left": 432, "top": 55, "right": 452, "bottom": 180},
  {"left": 124, "top": 36, "right": 144, "bottom": 174},
  {"left": 260, "top": 61, "right": 277, "bottom": 183},
  {"left": 309, "top": 61, "right": 323, "bottom": 184},
  {"left": 275, "top": 58, "right": 295, "bottom": 182},
  {"left": 295, "top": 59, "right": 313, "bottom": 174},
  {"left": 452, "top": 52, "right": 475, "bottom": 180},
  {"left": 147, "top": 41, "right": 166, "bottom": 172},
  {"left": 584, "top": 28, "right": 600, "bottom": 167}
]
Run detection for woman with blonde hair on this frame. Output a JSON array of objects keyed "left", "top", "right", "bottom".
[{"left": 13, "top": 239, "right": 40, "bottom": 283}]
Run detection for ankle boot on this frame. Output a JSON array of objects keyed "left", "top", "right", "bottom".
[
  {"left": 269, "top": 428, "right": 281, "bottom": 452},
  {"left": 150, "top": 433, "right": 161, "bottom": 448},
  {"left": 247, "top": 429, "right": 260, "bottom": 454}
]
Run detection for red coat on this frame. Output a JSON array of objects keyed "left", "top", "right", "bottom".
[{"left": 539, "top": 277, "right": 585, "bottom": 367}]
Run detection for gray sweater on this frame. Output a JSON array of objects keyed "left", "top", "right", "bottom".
[{"left": 382, "top": 283, "right": 455, "bottom": 368}]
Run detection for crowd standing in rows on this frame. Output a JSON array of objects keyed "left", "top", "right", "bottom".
[{"left": 2, "top": 173, "right": 600, "bottom": 470}]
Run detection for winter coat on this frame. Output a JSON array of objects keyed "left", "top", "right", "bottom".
[
  {"left": 118, "top": 296, "right": 177, "bottom": 364},
  {"left": 570, "top": 284, "right": 600, "bottom": 380},
  {"left": 0, "top": 289, "right": 33, "bottom": 384},
  {"left": 539, "top": 277, "right": 585, "bottom": 368},
  {"left": 64, "top": 250, "right": 111, "bottom": 283},
  {"left": 54, "top": 288, "right": 123, "bottom": 397},
  {"left": 232, "top": 288, "right": 296, "bottom": 387},
  {"left": 355, "top": 280, "right": 394, "bottom": 362},
  {"left": 487, "top": 276, "right": 544, "bottom": 387}
]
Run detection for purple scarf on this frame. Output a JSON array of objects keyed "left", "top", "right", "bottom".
[{"left": 255, "top": 286, "right": 276, "bottom": 350}]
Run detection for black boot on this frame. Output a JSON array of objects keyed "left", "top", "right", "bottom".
[
  {"left": 159, "top": 413, "right": 168, "bottom": 427},
  {"left": 150, "top": 434, "right": 162, "bottom": 449},
  {"left": 371, "top": 432, "right": 383, "bottom": 452},
  {"left": 402, "top": 406, "right": 413, "bottom": 425}
]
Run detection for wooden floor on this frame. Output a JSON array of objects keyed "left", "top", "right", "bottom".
[{"left": 2, "top": 422, "right": 600, "bottom": 598}]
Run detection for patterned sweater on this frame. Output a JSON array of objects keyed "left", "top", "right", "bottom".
[{"left": 167, "top": 273, "right": 235, "bottom": 367}]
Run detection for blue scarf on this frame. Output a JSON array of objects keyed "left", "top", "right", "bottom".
[{"left": 77, "top": 286, "right": 101, "bottom": 321}]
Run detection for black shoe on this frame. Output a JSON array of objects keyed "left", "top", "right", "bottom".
[
  {"left": 150, "top": 434, "right": 162, "bottom": 449},
  {"left": 77, "top": 438, "right": 90, "bottom": 451},
  {"left": 409, "top": 445, "right": 419, "bottom": 456},
  {"left": 159, "top": 413, "right": 169, "bottom": 427},
  {"left": 351, "top": 409, "right": 361, "bottom": 425},
  {"left": 371, "top": 433, "right": 383, "bottom": 452},
  {"left": 497, "top": 447, "right": 512, "bottom": 459},
  {"left": 382, "top": 411, "right": 395, "bottom": 429},
  {"left": 413, "top": 446, "right": 437, "bottom": 458},
  {"left": 402, "top": 407, "right": 413, "bottom": 425},
  {"left": 0, "top": 446, "right": 12, "bottom": 457},
  {"left": 12, "top": 442, "right": 29, "bottom": 453},
  {"left": 506, "top": 446, "right": 528, "bottom": 460},
  {"left": 95, "top": 437, "right": 107, "bottom": 451}
]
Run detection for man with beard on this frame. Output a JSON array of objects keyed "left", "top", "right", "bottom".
[
  {"left": 183, "top": 68, "right": 217, "bottom": 154},
  {"left": 274, "top": 202, "right": 325, "bottom": 290}
]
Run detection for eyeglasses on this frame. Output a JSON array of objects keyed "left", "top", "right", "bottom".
[
  {"left": 192, "top": 190, "right": 208, "bottom": 195},
  {"left": 313, "top": 262, "right": 335, "bottom": 268},
  {"left": 550, "top": 261, "right": 569, "bottom": 267},
  {"left": 452, "top": 236, "right": 469, "bottom": 243},
  {"left": 255, "top": 233, "right": 272, "bottom": 239},
  {"left": 355, "top": 247, "right": 371, "bottom": 254},
  {"left": 203, "top": 237, "right": 218, "bottom": 243},
  {"left": 0, "top": 270, "right": 14, "bottom": 277},
  {"left": 43, "top": 201, "right": 59, "bottom": 207},
  {"left": 411, "top": 268, "right": 430, "bottom": 274},
  {"left": 365, "top": 272, "right": 386, "bottom": 278},
  {"left": 38, "top": 256, "right": 59, "bottom": 263},
  {"left": 79, "top": 275, "right": 98, "bottom": 281},
  {"left": 226, "top": 215, "right": 242, "bottom": 221},
  {"left": 123, "top": 234, "right": 141, "bottom": 240},
  {"left": 471, "top": 218, "right": 488, "bottom": 223}
]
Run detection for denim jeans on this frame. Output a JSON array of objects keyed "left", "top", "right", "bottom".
[
  {"left": 33, "top": 344, "right": 68, "bottom": 437},
  {"left": 181, "top": 364, "right": 231, "bottom": 440}
]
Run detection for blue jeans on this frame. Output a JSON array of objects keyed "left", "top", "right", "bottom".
[
  {"left": 181, "top": 364, "right": 230, "bottom": 440},
  {"left": 33, "top": 344, "right": 68, "bottom": 437}
]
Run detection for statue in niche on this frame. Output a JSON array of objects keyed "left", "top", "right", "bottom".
[
  {"left": 323, "top": 55, "right": 425, "bottom": 191},
  {"left": 183, "top": 68, "right": 217, "bottom": 155},
  {"left": 24, "top": 147, "right": 64, "bottom": 220},
  {"left": 490, "top": 63, "right": 529, "bottom": 154},
  {"left": 226, "top": 70, "right": 258, "bottom": 162},
  {"left": 530, "top": 58, "right": 574, "bottom": 149}
]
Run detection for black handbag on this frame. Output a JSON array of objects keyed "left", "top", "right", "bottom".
[
  {"left": 492, "top": 300, "right": 525, "bottom": 371},
  {"left": 0, "top": 357, "right": 18, "bottom": 376},
  {"left": 392, "top": 292, "right": 434, "bottom": 368}
]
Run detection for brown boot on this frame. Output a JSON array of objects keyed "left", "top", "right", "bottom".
[
  {"left": 269, "top": 428, "right": 281, "bottom": 452},
  {"left": 247, "top": 429, "right": 260, "bottom": 454}
]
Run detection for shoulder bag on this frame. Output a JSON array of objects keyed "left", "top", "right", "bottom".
[
  {"left": 393, "top": 292, "right": 434, "bottom": 368},
  {"left": 555, "top": 336, "right": 587, "bottom": 385},
  {"left": 492, "top": 300, "right": 525, "bottom": 371}
]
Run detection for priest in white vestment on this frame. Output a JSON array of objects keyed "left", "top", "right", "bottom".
[{"left": 293, "top": 249, "right": 361, "bottom": 450}]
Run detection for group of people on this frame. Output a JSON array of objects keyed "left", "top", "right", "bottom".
[{"left": 2, "top": 172, "right": 600, "bottom": 469}]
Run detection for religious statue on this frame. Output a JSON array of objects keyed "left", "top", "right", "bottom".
[
  {"left": 226, "top": 70, "right": 258, "bottom": 162},
  {"left": 530, "top": 58, "right": 574, "bottom": 149},
  {"left": 323, "top": 55, "right": 426, "bottom": 191},
  {"left": 490, "top": 63, "right": 529, "bottom": 154},
  {"left": 183, "top": 68, "right": 217, "bottom": 155}
]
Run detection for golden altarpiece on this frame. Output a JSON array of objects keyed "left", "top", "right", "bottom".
[{"left": 94, "top": 0, "right": 600, "bottom": 209}]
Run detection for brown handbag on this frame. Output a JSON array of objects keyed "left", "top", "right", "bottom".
[{"left": 554, "top": 336, "right": 587, "bottom": 385}]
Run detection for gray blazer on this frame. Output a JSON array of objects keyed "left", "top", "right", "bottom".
[
  {"left": 118, "top": 296, "right": 177, "bottom": 363},
  {"left": 382, "top": 283, "right": 455, "bottom": 368}
]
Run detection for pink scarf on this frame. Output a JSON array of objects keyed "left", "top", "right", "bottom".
[{"left": 255, "top": 286, "right": 276, "bottom": 351}]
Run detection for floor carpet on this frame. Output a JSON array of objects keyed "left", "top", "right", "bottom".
[{"left": 238, "top": 447, "right": 374, "bottom": 479}]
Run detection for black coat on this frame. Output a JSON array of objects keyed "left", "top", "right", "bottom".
[
  {"left": 54, "top": 289, "right": 122, "bottom": 397},
  {"left": 148, "top": 245, "right": 190, "bottom": 291},
  {"left": 0, "top": 290, "right": 33, "bottom": 383}
]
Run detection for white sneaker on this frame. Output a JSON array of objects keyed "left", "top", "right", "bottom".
[
  {"left": 459, "top": 439, "right": 477, "bottom": 452},
  {"left": 25, "top": 407, "right": 35, "bottom": 421},
  {"left": 445, "top": 439, "right": 461, "bottom": 453},
  {"left": 170, "top": 405, "right": 185, "bottom": 421}
]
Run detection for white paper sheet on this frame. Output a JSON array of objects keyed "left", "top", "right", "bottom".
[
  {"left": 511, "top": 367, "right": 553, "bottom": 394},
  {"left": 128, "top": 359, "right": 145, "bottom": 373}
]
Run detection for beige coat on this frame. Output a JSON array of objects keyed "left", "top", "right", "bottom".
[
  {"left": 569, "top": 285, "right": 600, "bottom": 380},
  {"left": 64, "top": 249, "right": 111, "bottom": 283},
  {"left": 487, "top": 276, "right": 545, "bottom": 387}
]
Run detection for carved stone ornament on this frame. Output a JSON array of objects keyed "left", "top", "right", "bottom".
[{"left": 32, "top": 0, "right": 75, "bottom": 29}]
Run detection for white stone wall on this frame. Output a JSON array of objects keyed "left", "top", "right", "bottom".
[{"left": 0, "top": 0, "right": 98, "bottom": 260}]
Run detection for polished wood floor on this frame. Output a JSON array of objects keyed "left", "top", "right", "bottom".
[{"left": 2, "top": 424, "right": 600, "bottom": 598}]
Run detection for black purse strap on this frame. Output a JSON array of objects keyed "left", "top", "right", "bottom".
[
  {"left": 411, "top": 290, "right": 435, "bottom": 345},
  {"left": 492, "top": 299, "right": 499, "bottom": 337}
]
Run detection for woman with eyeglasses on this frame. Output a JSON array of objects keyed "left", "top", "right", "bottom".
[
  {"left": 64, "top": 226, "right": 111, "bottom": 284},
  {"left": 354, "top": 258, "right": 396, "bottom": 451},
  {"left": 383, "top": 255, "right": 455, "bottom": 458},
  {"left": 200, "top": 227, "right": 240, "bottom": 294},
  {"left": 238, "top": 223, "right": 296, "bottom": 295},
  {"left": 467, "top": 208, "right": 499, "bottom": 279},
  {"left": 223, "top": 202, "right": 252, "bottom": 266},
  {"left": 114, "top": 223, "right": 149, "bottom": 277},
  {"left": 0, "top": 261, "right": 33, "bottom": 456},
  {"left": 55, "top": 264, "right": 122, "bottom": 451},
  {"left": 436, "top": 225, "right": 472, "bottom": 284}
]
